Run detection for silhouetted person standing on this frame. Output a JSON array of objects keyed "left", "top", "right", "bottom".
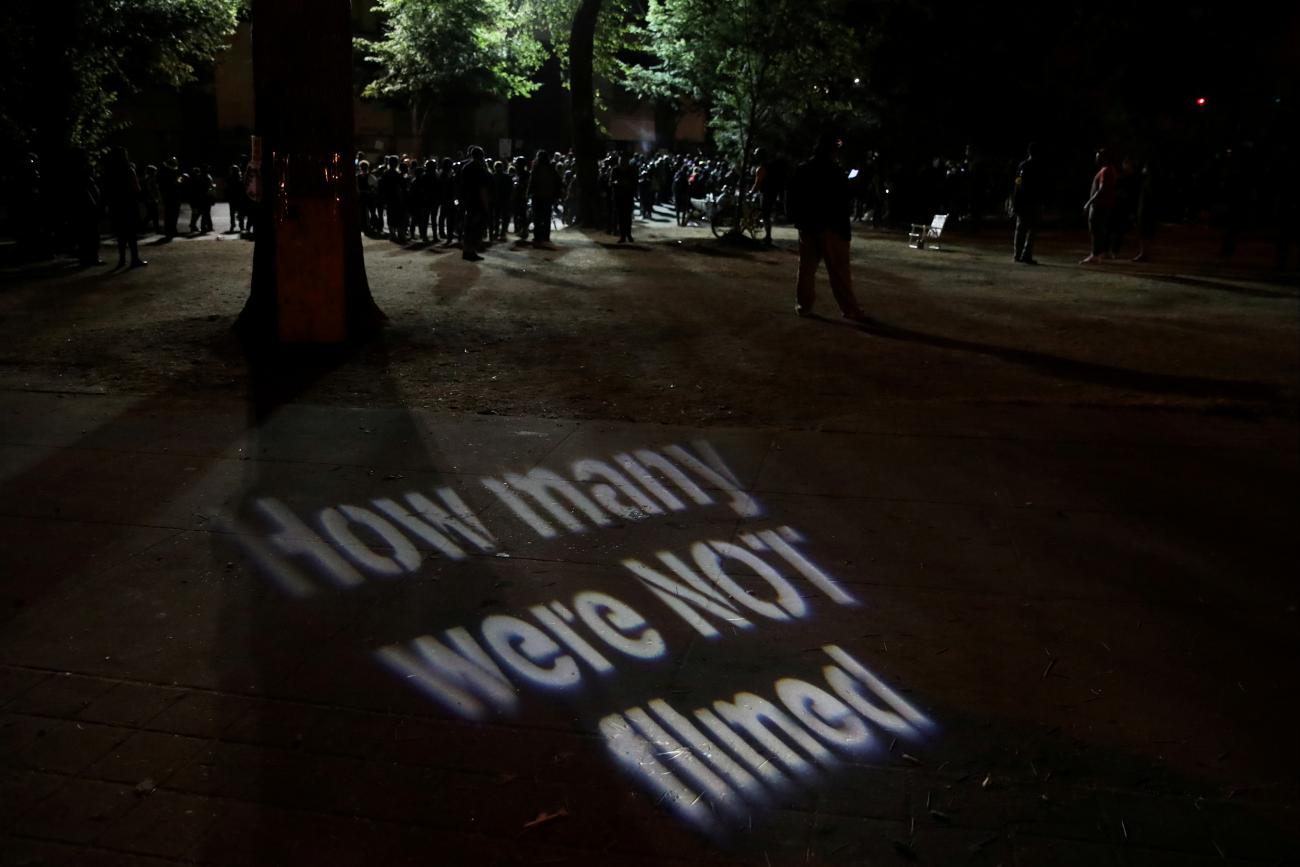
[
  {"left": 511, "top": 155, "right": 531, "bottom": 240},
  {"left": 490, "top": 160, "right": 512, "bottom": 241},
  {"left": 528, "top": 150, "right": 561, "bottom": 248},
  {"left": 411, "top": 160, "right": 437, "bottom": 243},
  {"left": 1011, "top": 142, "right": 1041, "bottom": 264},
  {"left": 356, "top": 159, "right": 375, "bottom": 233},
  {"left": 1082, "top": 148, "right": 1116, "bottom": 264},
  {"left": 225, "top": 163, "right": 246, "bottom": 233},
  {"left": 789, "top": 134, "right": 867, "bottom": 321},
  {"left": 438, "top": 157, "right": 459, "bottom": 243},
  {"left": 377, "top": 155, "right": 406, "bottom": 242},
  {"left": 103, "top": 147, "right": 146, "bottom": 268},
  {"left": 612, "top": 153, "right": 637, "bottom": 243},
  {"left": 188, "top": 165, "right": 214, "bottom": 234},
  {"left": 157, "top": 157, "right": 181, "bottom": 239},
  {"left": 459, "top": 146, "right": 491, "bottom": 261}
]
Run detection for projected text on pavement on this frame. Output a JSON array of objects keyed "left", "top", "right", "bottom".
[{"left": 231, "top": 440, "right": 936, "bottom": 833}]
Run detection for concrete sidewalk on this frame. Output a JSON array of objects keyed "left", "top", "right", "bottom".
[{"left": 1, "top": 388, "right": 1297, "bottom": 865}]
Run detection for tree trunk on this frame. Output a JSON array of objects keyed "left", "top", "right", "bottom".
[
  {"left": 728, "top": 103, "right": 757, "bottom": 236},
  {"left": 734, "top": 130, "right": 753, "bottom": 235},
  {"left": 569, "top": 0, "right": 602, "bottom": 228},
  {"left": 236, "top": 0, "right": 385, "bottom": 344}
]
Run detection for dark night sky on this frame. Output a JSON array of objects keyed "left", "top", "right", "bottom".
[{"left": 855, "top": 0, "right": 1297, "bottom": 160}]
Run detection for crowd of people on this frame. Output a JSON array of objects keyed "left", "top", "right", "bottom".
[
  {"left": 6, "top": 148, "right": 255, "bottom": 268},
  {"left": 3, "top": 137, "right": 1295, "bottom": 274},
  {"left": 350, "top": 146, "right": 757, "bottom": 253},
  {"left": 355, "top": 146, "right": 564, "bottom": 259}
]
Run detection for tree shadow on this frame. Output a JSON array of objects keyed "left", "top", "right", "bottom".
[
  {"left": 0, "top": 254, "right": 111, "bottom": 286},
  {"left": 853, "top": 318, "right": 1287, "bottom": 404},
  {"left": 197, "top": 332, "right": 685, "bottom": 864},
  {"left": 595, "top": 241, "right": 656, "bottom": 252},
  {"left": 647, "top": 238, "right": 755, "bottom": 259},
  {"left": 1139, "top": 272, "right": 1300, "bottom": 299}
]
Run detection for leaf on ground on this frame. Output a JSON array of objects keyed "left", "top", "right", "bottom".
[{"left": 523, "top": 808, "right": 569, "bottom": 829}]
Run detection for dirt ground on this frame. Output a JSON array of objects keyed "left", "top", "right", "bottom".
[
  {"left": 1, "top": 210, "right": 1296, "bottom": 428},
  {"left": 2, "top": 211, "right": 1298, "bottom": 865}
]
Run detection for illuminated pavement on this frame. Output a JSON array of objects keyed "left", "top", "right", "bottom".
[{"left": 1, "top": 388, "right": 1297, "bottom": 866}]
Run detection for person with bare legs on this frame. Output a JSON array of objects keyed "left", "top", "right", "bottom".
[{"left": 1081, "top": 148, "right": 1116, "bottom": 264}]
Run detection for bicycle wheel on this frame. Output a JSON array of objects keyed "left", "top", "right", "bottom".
[{"left": 711, "top": 205, "right": 734, "bottom": 238}]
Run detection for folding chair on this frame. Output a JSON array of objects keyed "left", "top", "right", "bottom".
[{"left": 908, "top": 213, "right": 948, "bottom": 250}]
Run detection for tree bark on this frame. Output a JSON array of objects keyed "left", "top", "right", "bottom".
[
  {"left": 569, "top": 0, "right": 602, "bottom": 228},
  {"left": 237, "top": 0, "right": 385, "bottom": 344},
  {"left": 734, "top": 115, "right": 754, "bottom": 235}
]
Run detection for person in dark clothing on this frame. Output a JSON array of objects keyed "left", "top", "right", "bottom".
[
  {"left": 241, "top": 158, "right": 260, "bottom": 238},
  {"left": 489, "top": 160, "right": 511, "bottom": 241},
  {"left": 225, "top": 163, "right": 245, "bottom": 233},
  {"left": 788, "top": 134, "right": 866, "bottom": 321},
  {"left": 527, "top": 150, "right": 561, "bottom": 247},
  {"left": 638, "top": 166, "right": 655, "bottom": 220},
  {"left": 141, "top": 165, "right": 161, "bottom": 234},
  {"left": 158, "top": 157, "right": 182, "bottom": 239},
  {"left": 459, "top": 146, "right": 491, "bottom": 260},
  {"left": 611, "top": 153, "right": 637, "bottom": 243},
  {"left": 510, "top": 156, "right": 531, "bottom": 240},
  {"left": 356, "top": 159, "right": 376, "bottom": 234},
  {"left": 377, "top": 155, "right": 407, "bottom": 243},
  {"left": 438, "top": 157, "right": 458, "bottom": 244},
  {"left": 1011, "top": 142, "right": 1041, "bottom": 264},
  {"left": 188, "top": 165, "right": 214, "bottom": 234},
  {"left": 102, "top": 147, "right": 147, "bottom": 268},
  {"left": 409, "top": 161, "right": 436, "bottom": 242},
  {"left": 431, "top": 158, "right": 447, "bottom": 240}
]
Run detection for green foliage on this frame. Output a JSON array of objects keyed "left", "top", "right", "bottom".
[
  {"left": 625, "top": 0, "right": 863, "bottom": 160},
  {"left": 530, "top": 0, "right": 642, "bottom": 86},
  {"left": 356, "top": 0, "right": 547, "bottom": 114},
  {"left": 357, "top": 0, "right": 643, "bottom": 136},
  {"left": 0, "top": 0, "right": 241, "bottom": 156}
]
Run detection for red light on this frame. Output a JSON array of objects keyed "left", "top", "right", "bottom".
[{"left": 1196, "top": 97, "right": 1206, "bottom": 106}]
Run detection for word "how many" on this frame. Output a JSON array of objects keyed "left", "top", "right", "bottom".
[{"left": 233, "top": 441, "right": 759, "bottom": 597}]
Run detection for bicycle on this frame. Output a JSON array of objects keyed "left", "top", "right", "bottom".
[{"left": 710, "top": 191, "right": 762, "bottom": 239}]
